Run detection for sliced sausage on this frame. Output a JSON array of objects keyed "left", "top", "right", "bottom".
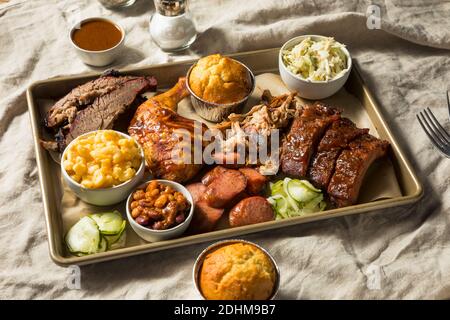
[
  {"left": 212, "top": 152, "right": 244, "bottom": 168},
  {"left": 201, "top": 166, "right": 228, "bottom": 186},
  {"left": 238, "top": 167, "right": 267, "bottom": 195},
  {"left": 186, "top": 182, "right": 207, "bottom": 202},
  {"left": 186, "top": 183, "right": 224, "bottom": 234},
  {"left": 229, "top": 196, "right": 275, "bottom": 227},
  {"left": 187, "top": 201, "right": 224, "bottom": 234},
  {"left": 225, "top": 190, "right": 250, "bottom": 210},
  {"left": 204, "top": 169, "right": 247, "bottom": 208}
]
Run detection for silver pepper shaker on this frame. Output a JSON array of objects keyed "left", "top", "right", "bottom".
[{"left": 149, "top": 0, "right": 197, "bottom": 52}]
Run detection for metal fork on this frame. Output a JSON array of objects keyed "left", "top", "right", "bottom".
[
  {"left": 416, "top": 107, "right": 450, "bottom": 158},
  {"left": 447, "top": 90, "right": 450, "bottom": 120}
]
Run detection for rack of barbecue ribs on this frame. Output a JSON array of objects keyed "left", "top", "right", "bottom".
[
  {"left": 128, "top": 77, "right": 207, "bottom": 183},
  {"left": 281, "top": 102, "right": 340, "bottom": 177},
  {"left": 281, "top": 102, "right": 389, "bottom": 207},
  {"left": 308, "top": 118, "right": 369, "bottom": 190},
  {"left": 327, "top": 134, "right": 389, "bottom": 207}
]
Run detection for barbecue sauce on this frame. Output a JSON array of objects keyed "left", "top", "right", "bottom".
[{"left": 72, "top": 19, "right": 122, "bottom": 51}]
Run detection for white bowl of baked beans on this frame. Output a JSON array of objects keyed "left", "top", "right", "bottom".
[
  {"left": 61, "top": 130, "right": 145, "bottom": 206},
  {"left": 126, "top": 180, "right": 194, "bottom": 242}
]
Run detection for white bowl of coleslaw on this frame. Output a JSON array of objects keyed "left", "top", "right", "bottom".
[{"left": 279, "top": 35, "right": 352, "bottom": 100}]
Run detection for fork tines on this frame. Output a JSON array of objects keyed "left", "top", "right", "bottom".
[
  {"left": 447, "top": 90, "right": 450, "bottom": 120},
  {"left": 416, "top": 107, "right": 450, "bottom": 158}
]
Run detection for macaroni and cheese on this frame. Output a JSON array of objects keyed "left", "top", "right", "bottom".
[{"left": 63, "top": 130, "right": 142, "bottom": 189}]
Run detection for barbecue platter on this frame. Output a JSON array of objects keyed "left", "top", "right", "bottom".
[{"left": 27, "top": 46, "right": 422, "bottom": 269}]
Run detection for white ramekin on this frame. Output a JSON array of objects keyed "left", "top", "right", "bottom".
[
  {"left": 61, "top": 130, "right": 145, "bottom": 206},
  {"left": 279, "top": 35, "right": 352, "bottom": 100},
  {"left": 126, "top": 180, "right": 194, "bottom": 242},
  {"left": 69, "top": 17, "right": 125, "bottom": 67}
]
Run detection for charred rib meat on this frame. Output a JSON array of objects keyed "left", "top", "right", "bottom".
[
  {"left": 327, "top": 134, "right": 389, "bottom": 207},
  {"left": 280, "top": 101, "right": 390, "bottom": 207},
  {"left": 308, "top": 118, "right": 368, "bottom": 189},
  {"left": 280, "top": 102, "right": 340, "bottom": 178}
]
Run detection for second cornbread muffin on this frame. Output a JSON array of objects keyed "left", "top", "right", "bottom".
[
  {"left": 199, "top": 242, "right": 276, "bottom": 300},
  {"left": 188, "top": 54, "right": 251, "bottom": 104}
]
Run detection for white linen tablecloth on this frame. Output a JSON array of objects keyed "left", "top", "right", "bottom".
[{"left": 0, "top": 0, "right": 449, "bottom": 299}]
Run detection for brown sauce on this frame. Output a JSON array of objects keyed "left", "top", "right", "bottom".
[{"left": 72, "top": 19, "right": 122, "bottom": 51}]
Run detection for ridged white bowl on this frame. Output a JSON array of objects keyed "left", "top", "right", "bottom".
[
  {"left": 61, "top": 130, "right": 145, "bottom": 206},
  {"left": 126, "top": 180, "right": 194, "bottom": 242},
  {"left": 279, "top": 35, "right": 352, "bottom": 100}
]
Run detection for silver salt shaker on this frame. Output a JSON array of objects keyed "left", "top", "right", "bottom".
[{"left": 149, "top": 0, "right": 197, "bottom": 52}]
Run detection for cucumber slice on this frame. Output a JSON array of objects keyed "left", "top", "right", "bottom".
[
  {"left": 271, "top": 188, "right": 285, "bottom": 198},
  {"left": 269, "top": 178, "right": 327, "bottom": 219},
  {"left": 299, "top": 179, "right": 321, "bottom": 192},
  {"left": 266, "top": 197, "right": 276, "bottom": 206},
  {"left": 272, "top": 187, "right": 285, "bottom": 197},
  {"left": 268, "top": 195, "right": 288, "bottom": 219},
  {"left": 65, "top": 216, "right": 101, "bottom": 255},
  {"left": 275, "top": 196, "right": 289, "bottom": 217},
  {"left": 97, "top": 236, "right": 108, "bottom": 253},
  {"left": 90, "top": 211, "right": 124, "bottom": 235},
  {"left": 108, "top": 232, "right": 127, "bottom": 250},
  {"left": 287, "top": 207, "right": 304, "bottom": 217},
  {"left": 270, "top": 180, "right": 284, "bottom": 194},
  {"left": 104, "top": 221, "right": 127, "bottom": 249},
  {"left": 271, "top": 180, "right": 284, "bottom": 189},
  {"left": 304, "top": 194, "right": 324, "bottom": 210},
  {"left": 287, "top": 179, "right": 319, "bottom": 203},
  {"left": 282, "top": 177, "right": 292, "bottom": 191},
  {"left": 282, "top": 178, "right": 300, "bottom": 212},
  {"left": 301, "top": 194, "right": 328, "bottom": 214}
]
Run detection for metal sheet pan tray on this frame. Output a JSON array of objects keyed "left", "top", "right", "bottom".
[{"left": 27, "top": 48, "right": 423, "bottom": 266}]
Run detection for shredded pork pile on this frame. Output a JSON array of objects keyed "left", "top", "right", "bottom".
[{"left": 214, "top": 90, "right": 303, "bottom": 174}]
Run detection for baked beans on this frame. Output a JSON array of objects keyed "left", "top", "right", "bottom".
[{"left": 130, "top": 181, "right": 190, "bottom": 230}]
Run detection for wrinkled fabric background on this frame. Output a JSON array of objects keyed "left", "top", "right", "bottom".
[{"left": 0, "top": 0, "right": 449, "bottom": 299}]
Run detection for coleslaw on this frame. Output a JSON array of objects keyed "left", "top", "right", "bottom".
[{"left": 282, "top": 37, "right": 348, "bottom": 81}]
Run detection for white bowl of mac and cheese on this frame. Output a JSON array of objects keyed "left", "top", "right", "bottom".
[{"left": 61, "top": 130, "right": 145, "bottom": 206}]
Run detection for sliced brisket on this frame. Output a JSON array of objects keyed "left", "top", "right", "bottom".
[
  {"left": 308, "top": 118, "right": 368, "bottom": 189},
  {"left": 280, "top": 102, "right": 340, "bottom": 178},
  {"left": 63, "top": 76, "right": 154, "bottom": 149},
  {"left": 327, "top": 134, "right": 389, "bottom": 207},
  {"left": 45, "top": 75, "right": 140, "bottom": 128},
  {"left": 41, "top": 72, "right": 157, "bottom": 152}
]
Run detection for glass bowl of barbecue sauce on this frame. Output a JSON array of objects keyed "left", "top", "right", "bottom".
[{"left": 70, "top": 17, "right": 125, "bottom": 67}]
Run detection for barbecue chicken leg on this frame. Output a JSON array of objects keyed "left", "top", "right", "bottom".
[{"left": 128, "top": 77, "right": 205, "bottom": 183}]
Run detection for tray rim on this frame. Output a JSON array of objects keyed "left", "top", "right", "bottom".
[{"left": 26, "top": 47, "right": 423, "bottom": 267}]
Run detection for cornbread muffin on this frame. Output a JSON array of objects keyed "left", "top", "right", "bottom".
[
  {"left": 199, "top": 243, "right": 276, "bottom": 300},
  {"left": 189, "top": 54, "right": 251, "bottom": 104}
]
